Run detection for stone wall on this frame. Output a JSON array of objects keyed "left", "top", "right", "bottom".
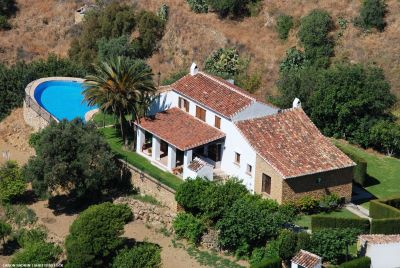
[
  {"left": 114, "top": 196, "right": 176, "bottom": 229},
  {"left": 23, "top": 101, "right": 50, "bottom": 132},
  {"left": 254, "top": 154, "right": 284, "bottom": 202},
  {"left": 123, "top": 161, "right": 178, "bottom": 212}
]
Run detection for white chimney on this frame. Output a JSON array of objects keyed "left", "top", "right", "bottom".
[
  {"left": 293, "top": 98, "right": 301, "bottom": 108},
  {"left": 190, "top": 62, "right": 198, "bottom": 76}
]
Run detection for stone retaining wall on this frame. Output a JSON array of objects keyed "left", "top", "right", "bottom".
[
  {"left": 122, "top": 160, "right": 178, "bottom": 212},
  {"left": 23, "top": 100, "right": 50, "bottom": 131}
]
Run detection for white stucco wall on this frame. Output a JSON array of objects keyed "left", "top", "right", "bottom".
[
  {"left": 366, "top": 242, "right": 400, "bottom": 268},
  {"left": 183, "top": 165, "right": 213, "bottom": 181}
]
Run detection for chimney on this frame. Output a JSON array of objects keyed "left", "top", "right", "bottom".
[
  {"left": 190, "top": 62, "right": 198, "bottom": 76},
  {"left": 292, "top": 98, "right": 301, "bottom": 108}
]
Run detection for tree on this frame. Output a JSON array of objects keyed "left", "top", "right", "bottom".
[
  {"left": 310, "top": 228, "right": 361, "bottom": 264},
  {"left": 309, "top": 64, "right": 395, "bottom": 145},
  {"left": 97, "top": 35, "right": 137, "bottom": 62},
  {"left": 206, "top": 0, "right": 257, "bottom": 18},
  {"left": 11, "top": 242, "right": 61, "bottom": 265},
  {"left": 298, "top": 10, "right": 334, "bottom": 68},
  {"left": 356, "top": 0, "right": 387, "bottom": 31},
  {"left": 23, "top": 119, "right": 122, "bottom": 200},
  {"left": 175, "top": 177, "right": 211, "bottom": 215},
  {"left": 0, "top": 161, "right": 26, "bottom": 203},
  {"left": 65, "top": 202, "right": 133, "bottom": 268},
  {"left": 276, "top": 14, "right": 293, "bottom": 40},
  {"left": 216, "top": 195, "right": 290, "bottom": 255},
  {"left": 370, "top": 120, "right": 400, "bottom": 156},
  {"left": 204, "top": 48, "right": 241, "bottom": 79},
  {"left": 0, "top": 221, "right": 11, "bottom": 246},
  {"left": 112, "top": 243, "right": 161, "bottom": 268},
  {"left": 84, "top": 56, "right": 156, "bottom": 144},
  {"left": 277, "top": 230, "right": 297, "bottom": 262}
]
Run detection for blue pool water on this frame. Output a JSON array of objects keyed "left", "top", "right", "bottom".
[{"left": 34, "top": 80, "right": 97, "bottom": 121}]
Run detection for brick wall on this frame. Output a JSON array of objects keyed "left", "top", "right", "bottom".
[
  {"left": 254, "top": 154, "right": 353, "bottom": 204},
  {"left": 123, "top": 161, "right": 178, "bottom": 212}
]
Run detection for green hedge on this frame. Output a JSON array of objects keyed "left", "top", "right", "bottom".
[
  {"left": 371, "top": 218, "right": 400, "bottom": 234},
  {"left": 341, "top": 149, "right": 367, "bottom": 186},
  {"left": 311, "top": 215, "right": 370, "bottom": 233},
  {"left": 251, "top": 257, "right": 281, "bottom": 268},
  {"left": 369, "top": 199, "right": 400, "bottom": 219},
  {"left": 339, "top": 256, "right": 371, "bottom": 268}
]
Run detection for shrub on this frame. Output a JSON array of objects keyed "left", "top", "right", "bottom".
[
  {"left": 65, "top": 202, "right": 133, "bottom": 268},
  {"left": 310, "top": 228, "right": 362, "bottom": 264},
  {"left": 279, "top": 48, "right": 307, "bottom": 73},
  {"left": 356, "top": 0, "right": 387, "bottom": 31},
  {"left": 311, "top": 216, "right": 370, "bottom": 233},
  {"left": 23, "top": 119, "right": 124, "bottom": 200},
  {"left": 295, "top": 232, "right": 312, "bottom": 253},
  {"left": 298, "top": 9, "right": 334, "bottom": 67},
  {"left": 11, "top": 242, "right": 62, "bottom": 265},
  {"left": 250, "top": 256, "right": 281, "bottom": 268},
  {"left": 161, "top": 69, "right": 187, "bottom": 85},
  {"left": 0, "top": 0, "right": 18, "bottom": 17},
  {"left": 0, "top": 160, "right": 26, "bottom": 203},
  {"left": 0, "top": 15, "right": 10, "bottom": 30},
  {"left": 157, "top": 3, "right": 169, "bottom": 21},
  {"left": 216, "top": 195, "right": 288, "bottom": 255},
  {"left": 173, "top": 212, "right": 206, "bottom": 245},
  {"left": 370, "top": 120, "right": 400, "bottom": 156},
  {"left": 340, "top": 150, "right": 367, "bottom": 186},
  {"left": 277, "top": 229, "right": 297, "bottom": 262},
  {"left": 276, "top": 15, "right": 293, "bottom": 40},
  {"left": 0, "top": 221, "right": 12, "bottom": 245},
  {"left": 112, "top": 243, "right": 161, "bottom": 268},
  {"left": 204, "top": 48, "right": 240, "bottom": 79},
  {"left": 318, "top": 193, "right": 342, "bottom": 212},
  {"left": 339, "top": 256, "right": 371, "bottom": 268},
  {"left": 175, "top": 177, "right": 211, "bottom": 215},
  {"left": 15, "top": 227, "right": 47, "bottom": 248},
  {"left": 4, "top": 204, "right": 37, "bottom": 227},
  {"left": 207, "top": 0, "right": 260, "bottom": 18},
  {"left": 187, "top": 0, "right": 208, "bottom": 13},
  {"left": 235, "top": 71, "right": 262, "bottom": 93},
  {"left": 294, "top": 195, "right": 319, "bottom": 214},
  {"left": 370, "top": 218, "right": 400, "bottom": 234},
  {"left": 97, "top": 35, "right": 137, "bottom": 62},
  {"left": 369, "top": 199, "right": 400, "bottom": 219}
]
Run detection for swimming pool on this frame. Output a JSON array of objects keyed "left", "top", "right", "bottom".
[{"left": 33, "top": 80, "right": 97, "bottom": 121}]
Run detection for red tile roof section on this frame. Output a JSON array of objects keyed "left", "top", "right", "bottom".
[
  {"left": 359, "top": 235, "right": 400, "bottom": 244},
  {"left": 291, "top": 250, "right": 321, "bottom": 268},
  {"left": 136, "top": 108, "right": 225, "bottom": 151},
  {"left": 172, "top": 72, "right": 254, "bottom": 118},
  {"left": 235, "top": 108, "right": 355, "bottom": 178}
]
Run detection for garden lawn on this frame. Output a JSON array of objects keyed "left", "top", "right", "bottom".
[
  {"left": 92, "top": 112, "right": 117, "bottom": 127},
  {"left": 99, "top": 127, "right": 183, "bottom": 190},
  {"left": 334, "top": 140, "right": 400, "bottom": 205},
  {"left": 295, "top": 208, "right": 359, "bottom": 230}
]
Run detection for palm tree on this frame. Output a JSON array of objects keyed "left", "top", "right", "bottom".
[{"left": 83, "top": 57, "right": 156, "bottom": 144}]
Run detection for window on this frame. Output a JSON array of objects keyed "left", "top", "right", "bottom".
[
  {"left": 234, "top": 152, "right": 241, "bottom": 165},
  {"left": 178, "top": 97, "right": 189, "bottom": 112},
  {"left": 316, "top": 177, "right": 322, "bottom": 184},
  {"left": 246, "top": 164, "right": 252, "bottom": 174},
  {"left": 215, "top": 116, "right": 221, "bottom": 129},
  {"left": 261, "top": 173, "right": 271, "bottom": 194},
  {"left": 196, "top": 106, "right": 206, "bottom": 121}
]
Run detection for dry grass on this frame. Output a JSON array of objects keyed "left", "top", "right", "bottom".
[{"left": 1, "top": 0, "right": 399, "bottom": 102}]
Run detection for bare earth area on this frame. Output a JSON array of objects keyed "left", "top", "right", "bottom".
[{"left": 0, "top": 108, "right": 34, "bottom": 165}]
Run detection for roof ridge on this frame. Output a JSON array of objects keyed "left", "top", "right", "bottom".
[
  {"left": 199, "top": 71, "right": 256, "bottom": 102},
  {"left": 299, "top": 250, "right": 322, "bottom": 260}
]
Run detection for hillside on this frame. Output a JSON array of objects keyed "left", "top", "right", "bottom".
[{"left": 0, "top": 0, "right": 399, "bottom": 103}]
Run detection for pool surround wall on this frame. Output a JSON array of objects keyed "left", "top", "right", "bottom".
[{"left": 23, "top": 77, "right": 88, "bottom": 131}]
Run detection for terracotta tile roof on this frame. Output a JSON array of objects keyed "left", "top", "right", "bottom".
[
  {"left": 172, "top": 72, "right": 255, "bottom": 118},
  {"left": 235, "top": 108, "right": 355, "bottom": 178},
  {"left": 136, "top": 108, "right": 225, "bottom": 151},
  {"left": 292, "top": 250, "right": 321, "bottom": 268},
  {"left": 188, "top": 157, "right": 211, "bottom": 172},
  {"left": 359, "top": 235, "right": 400, "bottom": 244}
]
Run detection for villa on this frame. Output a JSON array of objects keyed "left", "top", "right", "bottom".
[{"left": 135, "top": 63, "right": 355, "bottom": 203}]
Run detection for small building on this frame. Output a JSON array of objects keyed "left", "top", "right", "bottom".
[
  {"left": 358, "top": 234, "right": 400, "bottom": 268},
  {"left": 135, "top": 63, "right": 355, "bottom": 204},
  {"left": 291, "top": 250, "right": 322, "bottom": 268}
]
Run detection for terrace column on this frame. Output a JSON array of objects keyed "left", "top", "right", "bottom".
[
  {"left": 152, "top": 136, "right": 161, "bottom": 161},
  {"left": 136, "top": 127, "right": 145, "bottom": 153},
  {"left": 167, "top": 144, "right": 176, "bottom": 171},
  {"left": 183, "top": 149, "right": 193, "bottom": 167}
]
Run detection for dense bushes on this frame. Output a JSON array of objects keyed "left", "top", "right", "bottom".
[
  {"left": 311, "top": 216, "right": 370, "bottom": 233},
  {"left": 187, "top": 0, "right": 208, "bottom": 13},
  {"left": 0, "top": 0, "right": 17, "bottom": 30},
  {"left": 204, "top": 48, "right": 240, "bottom": 79},
  {"left": 23, "top": 119, "right": 128, "bottom": 200},
  {"left": 206, "top": 0, "right": 260, "bottom": 18},
  {"left": 65, "top": 202, "right": 133, "bottom": 267},
  {"left": 175, "top": 177, "right": 212, "bottom": 215},
  {"left": 112, "top": 243, "right": 161, "bottom": 268},
  {"left": 370, "top": 218, "right": 400, "bottom": 234},
  {"left": 293, "top": 194, "right": 342, "bottom": 214},
  {"left": 173, "top": 212, "right": 206, "bottom": 245},
  {"left": 369, "top": 198, "right": 400, "bottom": 219},
  {"left": 356, "top": 0, "right": 387, "bottom": 31},
  {"left": 250, "top": 257, "right": 281, "bottom": 268},
  {"left": 276, "top": 15, "right": 293, "bottom": 40},
  {"left": 339, "top": 257, "right": 371, "bottom": 268},
  {"left": 11, "top": 241, "right": 62, "bottom": 265},
  {"left": 0, "top": 221, "right": 11, "bottom": 245},
  {"left": 0, "top": 55, "right": 87, "bottom": 121},
  {"left": 0, "top": 161, "right": 26, "bottom": 203},
  {"left": 340, "top": 149, "right": 368, "bottom": 186}
]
